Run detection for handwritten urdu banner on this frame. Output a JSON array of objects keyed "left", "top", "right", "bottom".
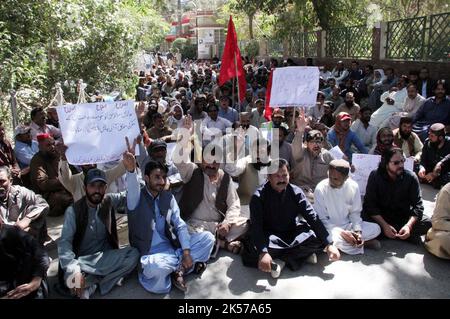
[
  {"left": 269, "top": 66, "right": 320, "bottom": 108},
  {"left": 57, "top": 100, "right": 140, "bottom": 165}
]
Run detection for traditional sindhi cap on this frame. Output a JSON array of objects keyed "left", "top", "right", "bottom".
[{"left": 329, "top": 159, "right": 350, "bottom": 176}]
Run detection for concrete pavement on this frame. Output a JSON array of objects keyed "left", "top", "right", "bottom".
[{"left": 45, "top": 184, "right": 450, "bottom": 299}]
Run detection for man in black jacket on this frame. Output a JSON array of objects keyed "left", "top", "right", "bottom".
[
  {"left": 243, "top": 159, "right": 340, "bottom": 278},
  {"left": 0, "top": 221, "right": 49, "bottom": 299},
  {"left": 418, "top": 123, "right": 450, "bottom": 189},
  {"left": 363, "top": 148, "right": 431, "bottom": 244}
]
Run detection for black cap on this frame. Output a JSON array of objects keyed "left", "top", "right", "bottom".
[{"left": 84, "top": 169, "right": 107, "bottom": 185}]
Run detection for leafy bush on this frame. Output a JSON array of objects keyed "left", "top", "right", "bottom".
[{"left": 244, "top": 39, "right": 260, "bottom": 58}]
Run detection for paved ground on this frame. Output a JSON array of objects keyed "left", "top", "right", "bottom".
[{"left": 45, "top": 184, "right": 450, "bottom": 299}]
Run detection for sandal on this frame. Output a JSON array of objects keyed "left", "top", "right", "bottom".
[{"left": 171, "top": 270, "right": 187, "bottom": 292}]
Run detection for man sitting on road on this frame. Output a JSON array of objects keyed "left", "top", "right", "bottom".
[
  {"left": 314, "top": 159, "right": 381, "bottom": 255},
  {"left": 363, "top": 147, "right": 431, "bottom": 244},
  {"left": 243, "top": 159, "right": 340, "bottom": 278}
]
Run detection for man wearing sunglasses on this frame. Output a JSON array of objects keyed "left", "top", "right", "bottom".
[{"left": 363, "top": 148, "right": 431, "bottom": 244}]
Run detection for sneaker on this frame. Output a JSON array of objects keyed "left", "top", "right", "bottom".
[
  {"left": 306, "top": 253, "right": 317, "bottom": 264},
  {"left": 364, "top": 239, "right": 382, "bottom": 250},
  {"left": 270, "top": 259, "right": 286, "bottom": 279},
  {"left": 80, "top": 284, "right": 97, "bottom": 299}
]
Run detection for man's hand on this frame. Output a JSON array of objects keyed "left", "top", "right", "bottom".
[
  {"left": 122, "top": 151, "right": 136, "bottom": 173},
  {"left": 217, "top": 223, "right": 231, "bottom": 238},
  {"left": 123, "top": 137, "right": 137, "bottom": 172},
  {"left": 181, "top": 250, "right": 193, "bottom": 271},
  {"left": 56, "top": 143, "right": 68, "bottom": 161},
  {"left": 326, "top": 244, "right": 340, "bottom": 261},
  {"left": 15, "top": 217, "right": 31, "bottom": 231},
  {"left": 433, "top": 163, "right": 442, "bottom": 175},
  {"left": 382, "top": 223, "right": 398, "bottom": 239},
  {"left": 340, "top": 230, "right": 358, "bottom": 245},
  {"left": 21, "top": 167, "right": 30, "bottom": 175},
  {"left": 6, "top": 277, "right": 42, "bottom": 299},
  {"left": 295, "top": 108, "right": 308, "bottom": 132},
  {"left": 340, "top": 230, "right": 363, "bottom": 247},
  {"left": 136, "top": 101, "right": 146, "bottom": 119},
  {"left": 424, "top": 172, "right": 436, "bottom": 183},
  {"left": 70, "top": 272, "right": 86, "bottom": 298},
  {"left": 258, "top": 252, "right": 273, "bottom": 273},
  {"left": 353, "top": 231, "right": 364, "bottom": 248},
  {"left": 10, "top": 167, "right": 21, "bottom": 178},
  {"left": 396, "top": 224, "right": 411, "bottom": 240},
  {"left": 385, "top": 97, "right": 395, "bottom": 105},
  {"left": 418, "top": 168, "right": 426, "bottom": 179}
]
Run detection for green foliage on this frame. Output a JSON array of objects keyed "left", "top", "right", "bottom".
[
  {"left": 172, "top": 38, "right": 188, "bottom": 51},
  {"left": 0, "top": 0, "right": 169, "bottom": 108},
  {"left": 244, "top": 39, "right": 260, "bottom": 58},
  {"left": 172, "top": 38, "right": 197, "bottom": 60},
  {"left": 181, "top": 44, "right": 198, "bottom": 60}
]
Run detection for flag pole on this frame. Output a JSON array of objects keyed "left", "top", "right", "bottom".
[{"left": 234, "top": 51, "right": 241, "bottom": 121}]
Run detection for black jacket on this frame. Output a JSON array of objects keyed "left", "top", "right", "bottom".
[
  {"left": 363, "top": 169, "right": 424, "bottom": 225},
  {"left": 249, "top": 182, "right": 331, "bottom": 253},
  {"left": 0, "top": 224, "right": 49, "bottom": 297}
]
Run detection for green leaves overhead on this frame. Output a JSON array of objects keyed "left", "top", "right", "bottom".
[{"left": 0, "top": 0, "right": 169, "bottom": 102}]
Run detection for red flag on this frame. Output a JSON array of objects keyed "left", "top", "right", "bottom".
[
  {"left": 219, "top": 16, "right": 247, "bottom": 102},
  {"left": 264, "top": 69, "right": 274, "bottom": 121}
]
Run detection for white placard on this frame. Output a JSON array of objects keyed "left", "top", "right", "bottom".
[
  {"left": 351, "top": 153, "right": 415, "bottom": 195},
  {"left": 166, "top": 142, "right": 176, "bottom": 162},
  {"left": 57, "top": 100, "right": 140, "bottom": 165},
  {"left": 405, "top": 157, "right": 414, "bottom": 172},
  {"left": 351, "top": 154, "right": 381, "bottom": 196},
  {"left": 329, "top": 146, "right": 345, "bottom": 160},
  {"left": 269, "top": 66, "right": 320, "bottom": 107}
]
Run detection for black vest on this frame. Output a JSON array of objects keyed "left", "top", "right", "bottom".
[
  {"left": 58, "top": 196, "right": 118, "bottom": 288},
  {"left": 72, "top": 196, "right": 119, "bottom": 257},
  {"left": 179, "top": 167, "right": 230, "bottom": 221}
]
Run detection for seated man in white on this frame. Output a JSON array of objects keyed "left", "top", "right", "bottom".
[{"left": 314, "top": 159, "right": 381, "bottom": 255}]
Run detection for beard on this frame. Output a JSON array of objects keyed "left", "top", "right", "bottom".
[
  {"left": 42, "top": 151, "right": 58, "bottom": 160},
  {"left": 86, "top": 192, "right": 104, "bottom": 205},
  {"left": 430, "top": 140, "right": 440, "bottom": 148},
  {"left": 345, "top": 101, "right": 353, "bottom": 107},
  {"left": 399, "top": 130, "right": 411, "bottom": 140},
  {"left": 0, "top": 187, "right": 8, "bottom": 201}
]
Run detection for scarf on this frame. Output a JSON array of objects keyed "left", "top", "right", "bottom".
[
  {"left": 167, "top": 104, "right": 184, "bottom": 129},
  {"left": 333, "top": 114, "right": 351, "bottom": 152},
  {"left": 374, "top": 127, "right": 396, "bottom": 155}
]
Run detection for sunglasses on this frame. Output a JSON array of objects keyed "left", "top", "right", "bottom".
[{"left": 390, "top": 158, "right": 405, "bottom": 165}]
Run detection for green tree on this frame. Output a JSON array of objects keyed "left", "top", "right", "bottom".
[{"left": 229, "top": 0, "right": 259, "bottom": 39}]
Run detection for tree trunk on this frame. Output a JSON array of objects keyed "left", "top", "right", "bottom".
[
  {"left": 248, "top": 13, "right": 254, "bottom": 39},
  {"left": 311, "top": 0, "right": 332, "bottom": 30}
]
